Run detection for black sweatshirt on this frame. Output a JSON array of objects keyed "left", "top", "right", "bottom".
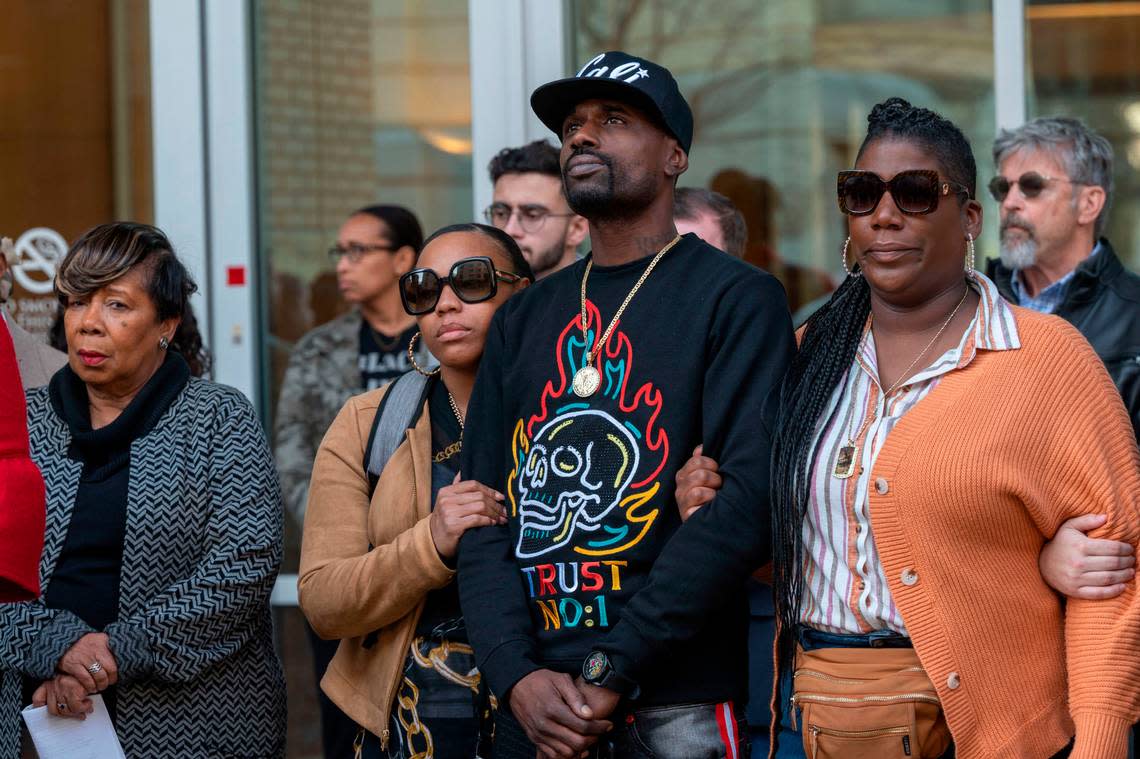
[{"left": 458, "top": 234, "right": 795, "bottom": 706}]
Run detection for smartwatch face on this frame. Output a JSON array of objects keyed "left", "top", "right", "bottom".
[{"left": 584, "top": 652, "right": 608, "bottom": 681}]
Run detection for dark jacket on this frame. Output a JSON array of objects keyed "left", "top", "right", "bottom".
[
  {"left": 987, "top": 238, "right": 1140, "bottom": 442},
  {"left": 1, "top": 378, "right": 286, "bottom": 758}
]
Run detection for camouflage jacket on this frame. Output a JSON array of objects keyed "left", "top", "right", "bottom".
[
  {"left": 273, "top": 310, "right": 432, "bottom": 526},
  {"left": 274, "top": 311, "right": 363, "bottom": 527}
]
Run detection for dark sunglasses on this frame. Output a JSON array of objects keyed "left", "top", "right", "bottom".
[
  {"left": 399, "top": 256, "right": 526, "bottom": 315},
  {"left": 837, "top": 170, "right": 970, "bottom": 216},
  {"left": 987, "top": 172, "right": 1084, "bottom": 202}
]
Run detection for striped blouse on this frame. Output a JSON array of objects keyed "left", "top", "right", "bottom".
[{"left": 800, "top": 272, "right": 1021, "bottom": 635}]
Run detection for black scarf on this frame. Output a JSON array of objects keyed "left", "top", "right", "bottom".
[{"left": 49, "top": 352, "right": 191, "bottom": 473}]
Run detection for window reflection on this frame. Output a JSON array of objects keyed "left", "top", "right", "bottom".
[
  {"left": 571, "top": 0, "right": 995, "bottom": 316},
  {"left": 256, "top": 0, "right": 472, "bottom": 424},
  {"left": 1027, "top": 0, "right": 1140, "bottom": 266},
  {"left": 253, "top": 2, "right": 472, "bottom": 754}
]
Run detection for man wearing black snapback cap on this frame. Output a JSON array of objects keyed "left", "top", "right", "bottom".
[{"left": 458, "top": 51, "right": 794, "bottom": 758}]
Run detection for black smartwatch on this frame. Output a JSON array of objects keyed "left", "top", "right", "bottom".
[{"left": 581, "top": 651, "right": 639, "bottom": 698}]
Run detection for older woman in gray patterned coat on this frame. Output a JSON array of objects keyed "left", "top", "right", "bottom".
[{"left": 0, "top": 222, "right": 285, "bottom": 758}]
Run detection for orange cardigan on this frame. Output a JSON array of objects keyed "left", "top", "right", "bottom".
[{"left": 846, "top": 306, "right": 1140, "bottom": 758}]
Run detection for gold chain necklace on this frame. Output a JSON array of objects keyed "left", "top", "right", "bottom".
[
  {"left": 434, "top": 391, "right": 465, "bottom": 464},
  {"left": 446, "top": 391, "right": 464, "bottom": 432},
  {"left": 833, "top": 284, "right": 971, "bottom": 479},
  {"left": 572, "top": 234, "right": 682, "bottom": 398}
]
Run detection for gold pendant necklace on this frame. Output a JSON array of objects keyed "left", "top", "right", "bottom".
[
  {"left": 573, "top": 235, "right": 682, "bottom": 398},
  {"left": 833, "top": 284, "right": 971, "bottom": 479}
]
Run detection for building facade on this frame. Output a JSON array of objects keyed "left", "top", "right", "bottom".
[{"left": 3, "top": 1, "right": 1139, "bottom": 752}]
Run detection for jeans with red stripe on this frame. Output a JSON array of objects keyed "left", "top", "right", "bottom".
[{"left": 493, "top": 700, "right": 749, "bottom": 759}]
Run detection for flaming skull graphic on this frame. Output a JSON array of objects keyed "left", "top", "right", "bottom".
[{"left": 508, "top": 299, "right": 669, "bottom": 559}]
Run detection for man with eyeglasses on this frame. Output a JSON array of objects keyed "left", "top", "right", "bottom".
[
  {"left": 459, "top": 52, "right": 794, "bottom": 758},
  {"left": 986, "top": 118, "right": 1139, "bottom": 440},
  {"left": 486, "top": 140, "right": 588, "bottom": 279}
]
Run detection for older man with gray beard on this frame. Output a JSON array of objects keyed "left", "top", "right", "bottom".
[{"left": 985, "top": 117, "right": 1140, "bottom": 440}]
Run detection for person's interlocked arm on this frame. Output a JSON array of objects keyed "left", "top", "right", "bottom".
[
  {"left": 457, "top": 306, "right": 543, "bottom": 698},
  {"left": 595, "top": 272, "right": 795, "bottom": 688}
]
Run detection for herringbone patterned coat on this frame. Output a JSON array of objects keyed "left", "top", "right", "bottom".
[{"left": 0, "top": 379, "right": 286, "bottom": 758}]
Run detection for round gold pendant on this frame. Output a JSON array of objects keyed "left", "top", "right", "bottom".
[{"left": 572, "top": 365, "right": 601, "bottom": 397}]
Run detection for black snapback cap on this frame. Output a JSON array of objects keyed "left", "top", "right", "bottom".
[{"left": 530, "top": 51, "right": 693, "bottom": 154}]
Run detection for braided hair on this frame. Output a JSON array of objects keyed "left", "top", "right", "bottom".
[
  {"left": 769, "top": 98, "right": 977, "bottom": 736},
  {"left": 859, "top": 97, "right": 977, "bottom": 197}
]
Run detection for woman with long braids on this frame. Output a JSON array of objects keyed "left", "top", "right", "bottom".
[
  {"left": 299, "top": 224, "right": 532, "bottom": 758},
  {"left": 677, "top": 98, "right": 1140, "bottom": 759}
]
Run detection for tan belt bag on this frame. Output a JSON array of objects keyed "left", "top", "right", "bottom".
[{"left": 790, "top": 645, "right": 951, "bottom": 759}]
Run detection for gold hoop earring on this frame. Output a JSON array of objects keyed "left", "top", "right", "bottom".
[
  {"left": 407, "top": 332, "right": 439, "bottom": 377},
  {"left": 842, "top": 236, "right": 859, "bottom": 277},
  {"left": 965, "top": 233, "right": 975, "bottom": 272}
]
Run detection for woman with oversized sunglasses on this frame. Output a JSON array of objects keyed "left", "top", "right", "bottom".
[
  {"left": 299, "top": 223, "right": 533, "bottom": 759},
  {"left": 679, "top": 98, "right": 1140, "bottom": 759}
]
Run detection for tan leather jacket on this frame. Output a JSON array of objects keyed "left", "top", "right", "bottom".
[{"left": 298, "top": 385, "right": 453, "bottom": 744}]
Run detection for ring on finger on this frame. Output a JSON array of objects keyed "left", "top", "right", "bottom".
[
  {"left": 57, "top": 701, "right": 68, "bottom": 712},
  {"left": 86, "top": 661, "right": 104, "bottom": 675}
]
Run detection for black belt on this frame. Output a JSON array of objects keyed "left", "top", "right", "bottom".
[{"left": 797, "top": 625, "right": 914, "bottom": 650}]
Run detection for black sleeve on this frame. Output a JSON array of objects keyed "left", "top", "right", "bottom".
[
  {"left": 596, "top": 273, "right": 795, "bottom": 685},
  {"left": 1111, "top": 358, "right": 1140, "bottom": 444},
  {"left": 457, "top": 307, "right": 542, "bottom": 698}
]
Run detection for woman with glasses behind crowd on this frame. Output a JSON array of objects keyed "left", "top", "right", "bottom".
[
  {"left": 681, "top": 98, "right": 1140, "bottom": 759},
  {"left": 275, "top": 204, "right": 430, "bottom": 757},
  {"left": 299, "top": 223, "right": 533, "bottom": 758}
]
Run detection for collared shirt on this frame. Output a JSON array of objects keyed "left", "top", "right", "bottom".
[
  {"left": 800, "top": 272, "right": 1021, "bottom": 635},
  {"left": 1011, "top": 241, "right": 1102, "bottom": 314}
]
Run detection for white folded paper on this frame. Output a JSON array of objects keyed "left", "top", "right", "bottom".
[{"left": 21, "top": 694, "right": 125, "bottom": 759}]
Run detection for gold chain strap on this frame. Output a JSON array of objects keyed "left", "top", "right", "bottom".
[
  {"left": 393, "top": 637, "right": 484, "bottom": 758},
  {"left": 410, "top": 638, "right": 482, "bottom": 692},
  {"left": 395, "top": 677, "right": 433, "bottom": 759}
]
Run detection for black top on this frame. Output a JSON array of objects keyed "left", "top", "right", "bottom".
[
  {"left": 415, "top": 377, "right": 466, "bottom": 639},
  {"left": 457, "top": 234, "right": 795, "bottom": 705},
  {"left": 359, "top": 322, "right": 418, "bottom": 391},
  {"left": 987, "top": 237, "right": 1140, "bottom": 442},
  {"left": 44, "top": 353, "right": 191, "bottom": 630}
]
